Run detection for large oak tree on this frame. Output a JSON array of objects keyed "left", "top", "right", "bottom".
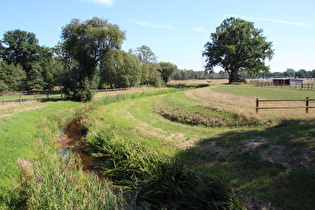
[
  {"left": 203, "top": 17, "right": 274, "bottom": 83},
  {"left": 61, "top": 17, "right": 125, "bottom": 101}
]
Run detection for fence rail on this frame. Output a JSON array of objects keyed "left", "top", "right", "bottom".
[
  {"left": 1, "top": 87, "right": 134, "bottom": 106},
  {"left": 255, "top": 82, "right": 315, "bottom": 91},
  {"left": 255, "top": 97, "right": 315, "bottom": 114}
]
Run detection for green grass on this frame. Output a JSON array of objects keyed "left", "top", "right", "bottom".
[
  {"left": 92, "top": 84, "right": 315, "bottom": 209},
  {"left": 213, "top": 84, "right": 315, "bottom": 99},
  {"left": 0, "top": 100, "right": 80, "bottom": 207},
  {"left": 2, "top": 84, "right": 315, "bottom": 209}
]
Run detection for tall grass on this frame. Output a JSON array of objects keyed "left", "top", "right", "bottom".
[
  {"left": 86, "top": 123, "right": 165, "bottom": 183},
  {"left": 136, "top": 158, "right": 244, "bottom": 209},
  {"left": 14, "top": 106, "right": 123, "bottom": 209}
]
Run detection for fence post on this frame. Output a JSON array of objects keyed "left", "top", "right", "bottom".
[
  {"left": 3, "top": 98, "right": 5, "bottom": 105},
  {"left": 306, "top": 97, "right": 309, "bottom": 114},
  {"left": 34, "top": 93, "right": 36, "bottom": 101},
  {"left": 20, "top": 95, "right": 22, "bottom": 104},
  {"left": 256, "top": 98, "right": 259, "bottom": 114}
]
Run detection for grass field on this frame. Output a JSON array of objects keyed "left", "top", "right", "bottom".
[
  {"left": 1, "top": 84, "right": 315, "bottom": 209},
  {"left": 94, "top": 84, "right": 315, "bottom": 209}
]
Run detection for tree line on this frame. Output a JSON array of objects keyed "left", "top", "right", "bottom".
[
  {"left": 173, "top": 68, "right": 315, "bottom": 81},
  {"left": 2, "top": 16, "right": 313, "bottom": 100},
  {"left": 0, "top": 17, "right": 178, "bottom": 101}
]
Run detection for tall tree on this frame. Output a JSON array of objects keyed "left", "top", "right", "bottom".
[
  {"left": 0, "top": 29, "right": 47, "bottom": 90},
  {"left": 0, "top": 29, "right": 39, "bottom": 71},
  {"left": 0, "top": 62, "right": 26, "bottom": 92},
  {"left": 135, "top": 45, "right": 158, "bottom": 64},
  {"left": 61, "top": 17, "right": 125, "bottom": 101},
  {"left": 158, "top": 62, "right": 178, "bottom": 83},
  {"left": 100, "top": 50, "right": 142, "bottom": 88},
  {"left": 203, "top": 17, "right": 274, "bottom": 83}
]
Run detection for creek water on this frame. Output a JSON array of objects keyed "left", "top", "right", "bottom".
[{"left": 58, "top": 117, "right": 94, "bottom": 171}]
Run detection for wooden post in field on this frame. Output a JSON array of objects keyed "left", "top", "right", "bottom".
[
  {"left": 34, "top": 93, "right": 36, "bottom": 101},
  {"left": 46, "top": 93, "right": 49, "bottom": 99},
  {"left": 306, "top": 97, "right": 309, "bottom": 114},
  {"left": 256, "top": 98, "right": 259, "bottom": 114},
  {"left": 19, "top": 95, "right": 22, "bottom": 104},
  {"left": 3, "top": 98, "right": 5, "bottom": 105}
]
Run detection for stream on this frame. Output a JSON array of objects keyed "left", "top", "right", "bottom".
[{"left": 58, "top": 117, "right": 94, "bottom": 171}]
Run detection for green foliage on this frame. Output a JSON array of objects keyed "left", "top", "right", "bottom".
[
  {"left": 147, "top": 70, "right": 165, "bottom": 87},
  {"left": 203, "top": 17, "right": 274, "bottom": 83},
  {"left": 100, "top": 49, "right": 142, "bottom": 88},
  {"left": 136, "top": 159, "right": 244, "bottom": 209},
  {"left": 158, "top": 62, "right": 179, "bottom": 83},
  {"left": 134, "top": 45, "right": 158, "bottom": 64},
  {"left": 61, "top": 17, "right": 126, "bottom": 101},
  {"left": 0, "top": 30, "right": 57, "bottom": 90},
  {"left": 0, "top": 29, "right": 39, "bottom": 72},
  {"left": 0, "top": 62, "right": 26, "bottom": 91},
  {"left": 63, "top": 66, "right": 99, "bottom": 102}
]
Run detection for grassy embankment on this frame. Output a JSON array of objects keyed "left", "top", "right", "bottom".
[
  {"left": 83, "top": 86, "right": 243, "bottom": 209},
  {"left": 95, "top": 84, "right": 315, "bottom": 209},
  {"left": 0, "top": 98, "right": 127, "bottom": 209},
  {"left": 2, "top": 84, "right": 315, "bottom": 209},
  {"left": 0, "top": 100, "right": 80, "bottom": 207}
]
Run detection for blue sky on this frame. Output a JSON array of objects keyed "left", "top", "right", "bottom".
[{"left": 1, "top": 0, "right": 314, "bottom": 72}]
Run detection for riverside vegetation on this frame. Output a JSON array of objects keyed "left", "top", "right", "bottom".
[{"left": 0, "top": 83, "right": 315, "bottom": 209}]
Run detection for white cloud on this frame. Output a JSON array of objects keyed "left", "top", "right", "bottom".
[
  {"left": 128, "top": 20, "right": 174, "bottom": 29},
  {"left": 191, "top": 27, "right": 208, "bottom": 33},
  {"left": 248, "top": 16, "right": 308, "bottom": 27},
  {"left": 222, "top": 14, "right": 310, "bottom": 28},
  {"left": 83, "top": 0, "right": 114, "bottom": 7}
]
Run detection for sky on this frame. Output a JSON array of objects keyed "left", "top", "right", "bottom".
[{"left": 1, "top": 0, "right": 315, "bottom": 72}]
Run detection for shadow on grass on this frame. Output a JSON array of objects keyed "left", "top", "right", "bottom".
[{"left": 176, "top": 119, "right": 315, "bottom": 209}]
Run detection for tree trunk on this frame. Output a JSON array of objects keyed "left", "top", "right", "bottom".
[{"left": 229, "top": 69, "right": 239, "bottom": 83}]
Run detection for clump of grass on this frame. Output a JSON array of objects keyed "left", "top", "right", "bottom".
[
  {"left": 86, "top": 124, "right": 166, "bottom": 184},
  {"left": 135, "top": 158, "right": 244, "bottom": 209},
  {"left": 16, "top": 154, "right": 122, "bottom": 209}
]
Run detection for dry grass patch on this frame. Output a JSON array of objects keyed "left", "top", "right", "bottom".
[{"left": 185, "top": 86, "right": 315, "bottom": 125}]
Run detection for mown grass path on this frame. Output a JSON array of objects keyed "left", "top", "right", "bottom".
[{"left": 102, "top": 94, "right": 227, "bottom": 152}]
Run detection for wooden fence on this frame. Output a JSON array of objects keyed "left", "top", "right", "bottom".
[
  {"left": 1, "top": 87, "right": 133, "bottom": 106},
  {"left": 255, "top": 97, "right": 315, "bottom": 114},
  {"left": 255, "top": 82, "right": 315, "bottom": 91}
]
